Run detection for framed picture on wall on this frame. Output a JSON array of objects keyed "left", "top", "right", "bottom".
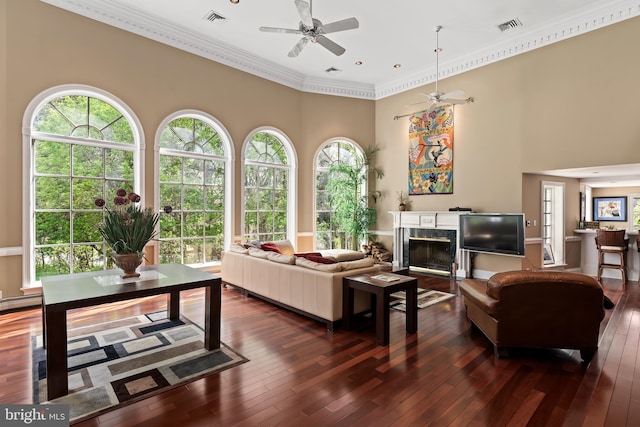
[
  {"left": 593, "top": 196, "right": 627, "bottom": 221},
  {"left": 629, "top": 193, "right": 640, "bottom": 231}
]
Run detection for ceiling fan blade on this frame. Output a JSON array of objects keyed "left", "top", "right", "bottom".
[
  {"left": 442, "top": 98, "right": 470, "bottom": 105},
  {"left": 259, "top": 26, "right": 302, "bottom": 34},
  {"left": 288, "top": 37, "right": 309, "bottom": 57},
  {"left": 405, "top": 100, "right": 432, "bottom": 107},
  {"left": 315, "top": 35, "right": 345, "bottom": 56},
  {"left": 320, "top": 17, "right": 359, "bottom": 34},
  {"left": 294, "top": 0, "right": 314, "bottom": 28},
  {"left": 441, "top": 89, "right": 464, "bottom": 99}
]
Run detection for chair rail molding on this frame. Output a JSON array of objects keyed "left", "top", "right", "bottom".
[{"left": 0, "top": 247, "right": 22, "bottom": 257}]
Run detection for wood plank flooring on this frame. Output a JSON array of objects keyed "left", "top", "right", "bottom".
[{"left": 0, "top": 275, "right": 636, "bottom": 426}]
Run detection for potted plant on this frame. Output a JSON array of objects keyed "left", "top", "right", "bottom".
[
  {"left": 326, "top": 145, "right": 383, "bottom": 251},
  {"left": 95, "top": 189, "right": 171, "bottom": 279},
  {"left": 397, "top": 190, "right": 409, "bottom": 211}
]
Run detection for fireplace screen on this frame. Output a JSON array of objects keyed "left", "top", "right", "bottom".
[{"left": 408, "top": 237, "right": 451, "bottom": 275}]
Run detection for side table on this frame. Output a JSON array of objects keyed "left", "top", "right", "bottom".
[{"left": 343, "top": 272, "right": 418, "bottom": 345}]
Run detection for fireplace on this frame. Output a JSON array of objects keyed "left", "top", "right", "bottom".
[
  {"left": 390, "top": 211, "right": 471, "bottom": 279},
  {"left": 404, "top": 228, "right": 456, "bottom": 276}
]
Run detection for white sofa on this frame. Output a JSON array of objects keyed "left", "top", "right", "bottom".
[{"left": 221, "top": 245, "right": 381, "bottom": 330}]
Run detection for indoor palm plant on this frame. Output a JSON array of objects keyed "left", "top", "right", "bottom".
[
  {"left": 326, "top": 145, "right": 383, "bottom": 251},
  {"left": 95, "top": 189, "right": 169, "bottom": 278}
]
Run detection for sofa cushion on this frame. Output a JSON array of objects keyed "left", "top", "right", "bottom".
[
  {"left": 229, "top": 243, "right": 250, "bottom": 254},
  {"left": 339, "top": 257, "right": 376, "bottom": 271},
  {"left": 245, "top": 240, "right": 262, "bottom": 249},
  {"left": 261, "top": 242, "right": 282, "bottom": 254},
  {"left": 248, "top": 247, "right": 270, "bottom": 259},
  {"left": 295, "top": 252, "right": 323, "bottom": 259},
  {"left": 320, "top": 249, "right": 365, "bottom": 262},
  {"left": 267, "top": 252, "right": 296, "bottom": 265},
  {"left": 269, "top": 239, "right": 295, "bottom": 256},
  {"left": 306, "top": 255, "right": 337, "bottom": 264},
  {"left": 295, "top": 256, "right": 343, "bottom": 272}
]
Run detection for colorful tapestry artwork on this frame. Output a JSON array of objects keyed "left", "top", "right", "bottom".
[{"left": 408, "top": 104, "right": 454, "bottom": 195}]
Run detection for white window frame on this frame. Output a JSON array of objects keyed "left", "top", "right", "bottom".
[
  {"left": 313, "top": 138, "right": 366, "bottom": 250},
  {"left": 22, "top": 84, "right": 144, "bottom": 288},
  {"left": 155, "top": 110, "right": 234, "bottom": 266},
  {"left": 541, "top": 180, "right": 565, "bottom": 267},
  {"left": 241, "top": 127, "right": 297, "bottom": 244}
]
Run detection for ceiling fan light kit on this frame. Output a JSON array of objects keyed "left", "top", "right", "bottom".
[{"left": 259, "top": 0, "right": 359, "bottom": 57}]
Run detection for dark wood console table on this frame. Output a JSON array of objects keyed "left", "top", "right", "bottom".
[
  {"left": 41, "top": 263, "right": 221, "bottom": 400},
  {"left": 343, "top": 272, "right": 418, "bottom": 346}
]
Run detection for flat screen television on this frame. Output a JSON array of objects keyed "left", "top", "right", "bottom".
[{"left": 459, "top": 213, "right": 525, "bottom": 256}]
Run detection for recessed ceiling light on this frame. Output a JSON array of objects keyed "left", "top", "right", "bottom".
[
  {"left": 355, "top": 61, "right": 363, "bottom": 65},
  {"left": 230, "top": 0, "right": 239, "bottom": 3},
  {"left": 393, "top": 64, "right": 401, "bottom": 68}
]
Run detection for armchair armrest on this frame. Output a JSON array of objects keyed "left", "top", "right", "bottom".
[{"left": 459, "top": 279, "right": 499, "bottom": 316}]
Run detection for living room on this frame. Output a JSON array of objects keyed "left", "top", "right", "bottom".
[
  {"left": 2, "top": 1, "right": 640, "bottom": 298},
  {"left": 2, "top": 0, "right": 640, "bottom": 425}
]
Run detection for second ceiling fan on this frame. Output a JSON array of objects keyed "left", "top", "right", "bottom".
[
  {"left": 418, "top": 26, "right": 472, "bottom": 106},
  {"left": 259, "top": 0, "right": 359, "bottom": 57}
]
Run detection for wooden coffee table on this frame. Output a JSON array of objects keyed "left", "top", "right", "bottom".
[
  {"left": 343, "top": 272, "right": 418, "bottom": 345},
  {"left": 41, "top": 263, "right": 221, "bottom": 400}
]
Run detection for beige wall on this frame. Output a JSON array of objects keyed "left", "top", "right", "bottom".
[
  {"left": 0, "top": 1, "right": 22, "bottom": 298},
  {"left": 0, "top": 0, "right": 374, "bottom": 297},
  {"left": 374, "top": 16, "right": 640, "bottom": 272}
]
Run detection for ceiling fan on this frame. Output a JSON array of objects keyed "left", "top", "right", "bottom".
[
  {"left": 417, "top": 26, "right": 473, "bottom": 106},
  {"left": 259, "top": 0, "right": 359, "bottom": 57}
]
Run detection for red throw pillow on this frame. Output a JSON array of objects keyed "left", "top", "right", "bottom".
[
  {"left": 294, "top": 252, "right": 322, "bottom": 259},
  {"left": 261, "top": 242, "right": 282, "bottom": 254},
  {"left": 307, "top": 255, "right": 337, "bottom": 264}
]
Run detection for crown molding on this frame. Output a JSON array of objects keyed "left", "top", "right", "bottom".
[
  {"left": 41, "top": 0, "right": 640, "bottom": 101},
  {"left": 375, "top": 0, "right": 640, "bottom": 99}
]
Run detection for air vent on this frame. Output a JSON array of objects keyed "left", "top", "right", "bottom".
[
  {"left": 497, "top": 18, "right": 522, "bottom": 32},
  {"left": 203, "top": 10, "right": 227, "bottom": 23},
  {"left": 325, "top": 67, "right": 341, "bottom": 73}
]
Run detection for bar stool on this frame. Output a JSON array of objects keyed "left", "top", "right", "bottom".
[{"left": 595, "top": 229, "right": 628, "bottom": 283}]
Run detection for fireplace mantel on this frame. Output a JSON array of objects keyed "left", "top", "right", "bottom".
[{"left": 389, "top": 211, "right": 470, "bottom": 279}]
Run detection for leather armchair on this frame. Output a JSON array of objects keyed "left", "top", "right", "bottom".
[{"left": 459, "top": 271, "right": 605, "bottom": 362}]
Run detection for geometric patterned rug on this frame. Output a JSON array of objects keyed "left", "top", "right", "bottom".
[
  {"left": 390, "top": 288, "right": 456, "bottom": 312},
  {"left": 32, "top": 312, "right": 248, "bottom": 424}
]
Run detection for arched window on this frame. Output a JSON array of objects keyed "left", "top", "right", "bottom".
[
  {"left": 314, "top": 139, "right": 365, "bottom": 250},
  {"left": 243, "top": 128, "right": 296, "bottom": 243},
  {"left": 23, "top": 85, "right": 143, "bottom": 285},
  {"left": 157, "top": 112, "right": 233, "bottom": 265}
]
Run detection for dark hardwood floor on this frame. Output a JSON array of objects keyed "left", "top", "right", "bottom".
[{"left": 0, "top": 274, "right": 636, "bottom": 426}]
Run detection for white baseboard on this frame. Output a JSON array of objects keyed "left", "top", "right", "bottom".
[
  {"left": 0, "top": 294, "right": 41, "bottom": 312},
  {"left": 469, "top": 269, "right": 495, "bottom": 280}
]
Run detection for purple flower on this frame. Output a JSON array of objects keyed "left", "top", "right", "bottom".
[
  {"left": 128, "top": 192, "right": 141, "bottom": 203},
  {"left": 114, "top": 196, "right": 127, "bottom": 206},
  {"left": 94, "top": 198, "right": 106, "bottom": 208},
  {"left": 116, "top": 188, "right": 127, "bottom": 197},
  {"left": 163, "top": 205, "right": 173, "bottom": 214}
]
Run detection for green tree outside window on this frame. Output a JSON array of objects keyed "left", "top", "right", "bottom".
[
  {"left": 158, "top": 116, "right": 226, "bottom": 265},
  {"left": 243, "top": 131, "right": 290, "bottom": 242},
  {"left": 32, "top": 95, "right": 135, "bottom": 279}
]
